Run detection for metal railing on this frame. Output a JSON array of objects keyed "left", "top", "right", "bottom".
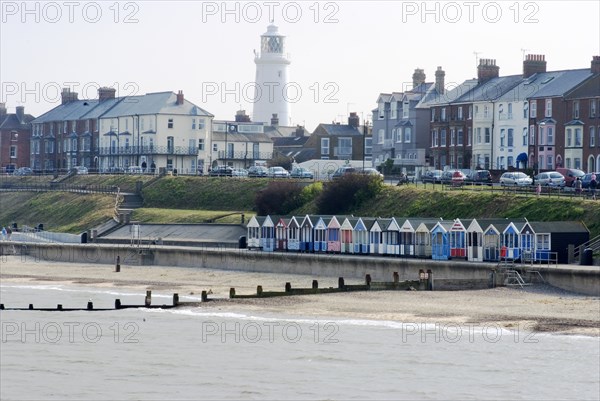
[{"left": 97, "top": 145, "right": 198, "bottom": 156}]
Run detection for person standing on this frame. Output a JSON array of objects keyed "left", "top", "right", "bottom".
[
  {"left": 574, "top": 177, "right": 583, "bottom": 195},
  {"left": 1, "top": 226, "right": 6, "bottom": 241},
  {"left": 590, "top": 174, "right": 597, "bottom": 200},
  {"left": 5, "top": 225, "right": 12, "bottom": 240}
]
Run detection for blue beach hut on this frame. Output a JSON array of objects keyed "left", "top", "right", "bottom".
[{"left": 431, "top": 221, "right": 453, "bottom": 260}]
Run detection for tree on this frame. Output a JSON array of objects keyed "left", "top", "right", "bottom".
[{"left": 316, "top": 174, "right": 383, "bottom": 214}]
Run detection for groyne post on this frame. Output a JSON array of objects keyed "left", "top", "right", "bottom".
[
  {"left": 87, "top": 301, "right": 93, "bottom": 310},
  {"left": 230, "top": 288, "right": 236, "bottom": 298},
  {"left": 393, "top": 272, "right": 399, "bottom": 283},
  {"left": 257, "top": 285, "right": 263, "bottom": 296},
  {"left": 115, "top": 255, "right": 121, "bottom": 273},
  {"left": 173, "top": 293, "right": 179, "bottom": 306},
  {"left": 201, "top": 291, "right": 208, "bottom": 302},
  {"left": 312, "top": 280, "right": 318, "bottom": 289},
  {"left": 145, "top": 291, "right": 152, "bottom": 307},
  {"left": 115, "top": 299, "right": 122, "bottom": 309},
  {"left": 285, "top": 282, "right": 292, "bottom": 293},
  {"left": 338, "top": 277, "right": 345, "bottom": 290},
  {"left": 427, "top": 269, "right": 434, "bottom": 291},
  {"left": 419, "top": 269, "right": 426, "bottom": 290},
  {"left": 365, "top": 274, "right": 372, "bottom": 287}
]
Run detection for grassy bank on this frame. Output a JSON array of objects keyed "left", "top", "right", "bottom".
[
  {"left": 2, "top": 175, "right": 599, "bottom": 238},
  {"left": 0, "top": 192, "right": 115, "bottom": 233}
]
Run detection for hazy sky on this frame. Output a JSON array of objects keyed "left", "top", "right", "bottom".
[{"left": 1, "top": 0, "right": 599, "bottom": 131}]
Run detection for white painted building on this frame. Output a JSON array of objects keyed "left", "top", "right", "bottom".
[
  {"left": 252, "top": 24, "right": 291, "bottom": 126},
  {"left": 98, "top": 91, "right": 213, "bottom": 174}
]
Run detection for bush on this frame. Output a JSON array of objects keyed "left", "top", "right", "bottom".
[
  {"left": 316, "top": 174, "right": 383, "bottom": 214},
  {"left": 255, "top": 181, "right": 304, "bottom": 215}
]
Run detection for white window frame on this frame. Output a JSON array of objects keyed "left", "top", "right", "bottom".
[{"left": 321, "top": 138, "right": 330, "bottom": 155}]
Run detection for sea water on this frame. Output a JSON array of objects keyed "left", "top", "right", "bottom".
[{"left": 1, "top": 284, "right": 599, "bottom": 400}]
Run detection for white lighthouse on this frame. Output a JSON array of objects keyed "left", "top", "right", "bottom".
[{"left": 252, "top": 24, "right": 291, "bottom": 126}]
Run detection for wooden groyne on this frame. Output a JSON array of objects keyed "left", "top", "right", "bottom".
[
  {"left": 229, "top": 270, "right": 434, "bottom": 299},
  {"left": 0, "top": 291, "right": 202, "bottom": 312},
  {"left": 1, "top": 271, "right": 436, "bottom": 311}
]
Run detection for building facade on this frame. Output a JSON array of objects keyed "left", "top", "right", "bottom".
[
  {"left": 31, "top": 88, "right": 213, "bottom": 174},
  {"left": 0, "top": 104, "right": 33, "bottom": 172}
]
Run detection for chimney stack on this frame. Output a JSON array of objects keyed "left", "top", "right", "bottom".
[
  {"left": 16, "top": 106, "right": 24, "bottom": 123},
  {"left": 523, "top": 54, "right": 547, "bottom": 78},
  {"left": 295, "top": 125, "right": 304, "bottom": 137},
  {"left": 592, "top": 56, "right": 600, "bottom": 74},
  {"left": 477, "top": 58, "right": 500, "bottom": 84},
  {"left": 235, "top": 110, "right": 251, "bottom": 122},
  {"left": 348, "top": 112, "right": 360, "bottom": 128},
  {"left": 435, "top": 66, "right": 445, "bottom": 95},
  {"left": 412, "top": 68, "right": 426, "bottom": 89},
  {"left": 98, "top": 87, "right": 116, "bottom": 101},
  {"left": 0, "top": 103, "right": 6, "bottom": 122},
  {"left": 61, "top": 88, "right": 78, "bottom": 105},
  {"left": 176, "top": 90, "right": 184, "bottom": 105},
  {"left": 271, "top": 113, "right": 279, "bottom": 126}
]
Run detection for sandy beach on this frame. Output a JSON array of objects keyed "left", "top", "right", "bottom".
[{"left": 1, "top": 256, "right": 599, "bottom": 336}]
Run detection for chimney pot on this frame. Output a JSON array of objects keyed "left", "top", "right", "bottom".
[
  {"left": 523, "top": 54, "right": 547, "bottom": 77},
  {"left": 16, "top": 106, "right": 24, "bottom": 123},
  {"left": 98, "top": 87, "right": 116, "bottom": 101},
  {"left": 591, "top": 56, "right": 600, "bottom": 74},
  {"left": 477, "top": 58, "right": 500, "bottom": 83},
  {"left": 271, "top": 113, "right": 279, "bottom": 126},
  {"left": 61, "top": 87, "right": 78, "bottom": 105},
  {"left": 176, "top": 90, "right": 184, "bottom": 105},
  {"left": 348, "top": 112, "right": 360, "bottom": 128},
  {"left": 412, "top": 68, "right": 426, "bottom": 89},
  {"left": 435, "top": 66, "right": 445, "bottom": 95}
]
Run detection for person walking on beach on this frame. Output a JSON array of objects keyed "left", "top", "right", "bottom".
[
  {"left": 590, "top": 174, "right": 597, "bottom": 200},
  {"left": 6, "top": 225, "right": 12, "bottom": 240},
  {"left": 1, "top": 226, "right": 6, "bottom": 241}
]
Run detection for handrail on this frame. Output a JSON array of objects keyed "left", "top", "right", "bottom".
[{"left": 573, "top": 235, "right": 600, "bottom": 259}]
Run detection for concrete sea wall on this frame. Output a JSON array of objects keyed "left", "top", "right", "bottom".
[{"left": 1, "top": 242, "right": 598, "bottom": 296}]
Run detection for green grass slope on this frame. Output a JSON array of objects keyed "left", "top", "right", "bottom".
[{"left": 0, "top": 192, "right": 115, "bottom": 233}]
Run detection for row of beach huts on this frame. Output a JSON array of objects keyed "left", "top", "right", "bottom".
[{"left": 246, "top": 215, "right": 590, "bottom": 264}]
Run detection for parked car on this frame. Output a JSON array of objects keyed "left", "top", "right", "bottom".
[
  {"left": 103, "top": 166, "right": 125, "bottom": 174},
  {"left": 12, "top": 167, "right": 33, "bottom": 176},
  {"left": 499, "top": 171, "right": 533, "bottom": 186},
  {"left": 127, "top": 166, "right": 143, "bottom": 174},
  {"left": 247, "top": 166, "right": 268, "bottom": 177},
  {"left": 209, "top": 166, "right": 234, "bottom": 176},
  {"left": 73, "top": 166, "right": 88, "bottom": 175},
  {"left": 331, "top": 166, "right": 357, "bottom": 180},
  {"left": 440, "top": 170, "right": 466, "bottom": 185},
  {"left": 465, "top": 170, "right": 492, "bottom": 185},
  {"left": 421, "top": 169, "right": 443, "bottom": 184},
  {"left": 231, "top": 168, "right": 248, "bottom": 177},
  {"left": 582, "top": 172, "right": 600, "bottom": 189},
  {"left": 534, "top": 171, "right": 565, "bottom": 187},
  {"left": 556, "top": 167, "right": 585, "bottom": 187},
  {"left": 267, "top": 166, "right": 290, "bottom": 178},
  {"left": 290, "top": 167, "right": 314, "bottom": 179},
  {"left": 359, "top": 167, "right": 384, "bottom": 179}
]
